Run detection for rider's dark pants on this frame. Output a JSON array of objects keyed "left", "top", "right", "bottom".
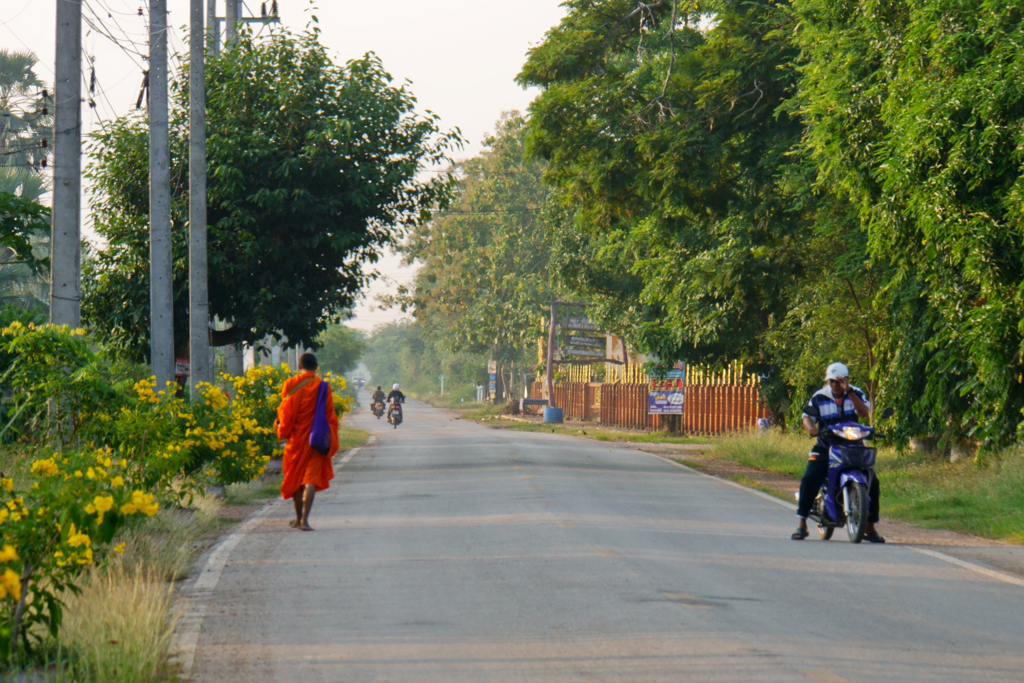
[{"left": 797, "top": 446, "right": 880, "bottom": 524}]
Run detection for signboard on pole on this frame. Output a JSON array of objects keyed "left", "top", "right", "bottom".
[
  {"left": 556, "top": 313, "right": 607, "bottom": 361},
  {"left": 648, "top": 362, "right": 685, "bottom": 414}
]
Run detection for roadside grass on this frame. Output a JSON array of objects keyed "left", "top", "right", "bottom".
[
  {"left": 338, "top": 423, "right": 370, "bottom": 452},
  {"left": 475, "top": 417, "right": 708, "bottom": 444},
  {"left": 223, "top": 475, "right": 282, "bottom": 506},
  {"left": 413, "top": 384, "right": 479, "bottom": 410},
  {"left": 59, "top": 562, "right": 178, "bottom": 683},
  {"left": 458, "top": 403, "right": 506, "bottom": 420},
  {"left": 113, "top": 506, "right": 218, "bottom": 583},
  {"left": 711, "top": 430, "right": 810, "bottom": 479},
  {"left": 41, "top": 493, "right": 226, "bottom": 682},
  {"left": 705, "top": 430, "right": 1024, "bottom": 542},
  {"left": 880, "top": 449, "right": 1024, "bottom": 541}
]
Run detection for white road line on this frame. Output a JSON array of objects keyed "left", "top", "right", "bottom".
[
  {"left": 171, "top": 443, "right": 366, "bottom": 680},
  {"left": 908, "top": 547, "right": 1024, "bottom": 588},
  {"left": 641, "top": 449, "right": 1024, "bottom": 590},
  {"left": 642, "top": 450, "right": 797, "bottom": 510}
]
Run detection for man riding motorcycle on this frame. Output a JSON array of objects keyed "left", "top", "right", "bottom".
[
  {"left": 386, "top": 383, "right": 406, "bottom": 421},
  {"left": 793, "top": 362, "right": 885, "bottom": 543},
  {"left": 371, "top": 385, "right": 386, "bottom": 414}
]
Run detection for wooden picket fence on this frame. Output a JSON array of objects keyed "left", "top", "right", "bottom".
[{"left": 529, "top": 380, "right": 768, "bottom": 435}]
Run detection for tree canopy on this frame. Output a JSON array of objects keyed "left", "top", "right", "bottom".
[
  {"left": 83, "top": 26, "right": 461, "bottom": 361},
  {"left": 397, "top": 113, "right": 553, "bottom": 365}
]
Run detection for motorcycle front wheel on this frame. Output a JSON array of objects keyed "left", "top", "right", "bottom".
[
  {"left": 817, "top": 524, "right": 834, "bottom": 540},
  {"left": 845, "top": 482, "right": 869, "bottom": 543}
]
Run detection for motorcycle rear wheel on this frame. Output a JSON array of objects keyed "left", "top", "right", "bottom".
[
  {"left": 845, "top": 482, "right": 869, "bottom": 543},
  {"left": 817, "top": 524, "right": 834, "bottom": 540}
]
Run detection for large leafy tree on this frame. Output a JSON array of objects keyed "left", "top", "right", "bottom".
[
  {"left": 517, "top": 0, "right": 893, "bottom": 423},
  {"left": 793, "top": 0, "right": 1024, "bottom": 447},
  {"left": 83, "top": 26, "right": 460, "bottom": 361},
  {"left": 398, "top": 113, "right": 553, "bottom": 368},
  {"left": 518, "top": 0, "right": 809, "bottom": 368}
]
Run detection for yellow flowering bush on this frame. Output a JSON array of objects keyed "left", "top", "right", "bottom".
[
  {"left": 0, "top": 322, "right": 121, "bottom": 445},
  {"left": 0, "top": 448, "right": 157, "bottom": 658}
]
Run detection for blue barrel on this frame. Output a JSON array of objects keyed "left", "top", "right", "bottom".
[{"left": 543, "top": 407, "right": 564, "bottom": 424}]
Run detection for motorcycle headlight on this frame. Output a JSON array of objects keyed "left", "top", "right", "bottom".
[{"left": 841, "top": 425, "right": 869, "bottom": 440}]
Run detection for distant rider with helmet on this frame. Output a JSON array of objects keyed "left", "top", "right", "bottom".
[
  {"left": 386, "top": 383, "right": 406, "bottom": 421},
  {"left": 793, "top": 362, "right": 885, "bottom": 543}
]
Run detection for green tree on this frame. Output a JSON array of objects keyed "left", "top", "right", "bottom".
[
  {"left": 0, "top": 50, "right": 50, "bottom": 202},
  {"left": 792, "top": 0, "right": 1024, "bottom": 448},
  {"left": 83, "top": 26, "right": 461, "bottom": 362},
  {"left": 518, "top": 0, "right": 820, "bottom": 411},
  {"left": 314, "top": 323, "right": 366, "bottom": 376},
  {"left": 361, "top": 320, "right": 487, "bottom": 397},
  {"left": 398, "top": 113, "right": 553, "bottom": 375}
]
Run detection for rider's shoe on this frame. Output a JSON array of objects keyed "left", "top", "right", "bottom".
[
  {"left": 864, "top": 531, "right": 886, "bottom": 543},
  {"left": 791, "top": 527, "right": 809, "bottom": 540}
]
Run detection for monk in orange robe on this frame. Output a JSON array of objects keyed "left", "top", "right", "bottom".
[{"left": 276, "top": 353, "right": 338, "bottom": 530}]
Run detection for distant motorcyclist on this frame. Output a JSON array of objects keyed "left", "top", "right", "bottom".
[
  {"left": 371, "top": 385, "right": 386, "bottom": 408},
  {"left": 386, "top": 383, "right": 406, "bottom": 424},
  {"left": 793, "top": 362, "right": 884, "bottom": 543}
]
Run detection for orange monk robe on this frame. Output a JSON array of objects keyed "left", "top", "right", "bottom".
[{"left": 276, "top": 371, "right": 338, "bottom": 500}]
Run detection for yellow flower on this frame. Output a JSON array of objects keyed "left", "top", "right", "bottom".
[
  {"left": 113, "top": 542, "right": 126, "bottom": 554},
  {"left": 67, "top": 523, "right": 91, "bottom": 549},
  {"left": 1, "top": 478, "right": 12, "bottom": 493},
  {"left": 120, "top": 503, "right": 137, "bottom": 515},
  {"left": 93, "top": 495, "right": 114, "bottom": 521},
  {"left": 0, "top": 568, "right": 21, "bottom": 600},
  {"left": 54, "top": 550, "right": 67, "bottom": 567},
  {"left": 110, "top": 476, "right": 124, "bottom": 488},
  {"left": 0, "top": 509, "right": 8, "bottom": 524},
  {"left": 0, "top": 545, "right": 18, "bottom": 563},
  {"left": 30, "top": 458, "right": 60, "bottom": 476},
  {"left": 76, "top": 547, "right": 93, "bottom": 565},
  {"left": 84, "top": 503, "right": 97, "bottom": 515},
  {"left": 129, "top": 490, "right": 159, "bottom": 517},
  {"left": 85, "top": 467, "right": 97, "bottom": 479}
]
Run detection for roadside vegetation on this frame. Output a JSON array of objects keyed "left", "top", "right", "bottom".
[{"left": 0, "top": 313, "right": 353, "bottom": 678}]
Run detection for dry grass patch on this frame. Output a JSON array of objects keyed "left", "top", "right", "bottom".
[{"left": 60, "top": 562, "right": 178, "bottom": 683}]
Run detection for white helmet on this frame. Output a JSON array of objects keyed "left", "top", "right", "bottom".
[
  {"left": 392, "top": 383, "right": 400, "bottom": 390},
  {"left": 825, "top": 362, "right": 849, "bottom": 380}
]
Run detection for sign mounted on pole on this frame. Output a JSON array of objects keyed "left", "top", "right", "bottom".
[
  {"left": 556, "top": 312, "right": 606, "bottom": 361},
  {"left": 648, "top": 361, "right": 685, "bottom": 414}
]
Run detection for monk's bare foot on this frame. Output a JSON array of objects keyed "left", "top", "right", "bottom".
[
  {"left": 289, "top": 520, "right": 300, "bottom": 528},
  {"left": 299, "top": 522, "right": 314, "bottom": 531}
]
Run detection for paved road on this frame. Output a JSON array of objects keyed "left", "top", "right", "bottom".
[{"left": 187, "top": 394, "right": 1024, "bottom": 682}]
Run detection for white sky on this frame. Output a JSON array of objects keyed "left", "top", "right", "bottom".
[{"left": 0, "top": 0, "right": 566, "bottom": 333}]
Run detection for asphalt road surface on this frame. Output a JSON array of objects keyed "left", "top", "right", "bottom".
[{"left": 187, "top": 393, "right": 1024, "bottom": 682}]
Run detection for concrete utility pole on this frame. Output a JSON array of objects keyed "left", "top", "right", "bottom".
[
  {"left": 207, "top": 0, "right": 218, "bottom": 54},
  {"left": 225, "top": 0, "right": 239, "bottom": 46},
  {"left": 51, "top": 0, "right": 83, "bottom": 327},
  {"left": 149, "top": 0, "right": 175, "bottom": 389},
  {"left": 189, "top": 0, "right": 213, "bottom": 393}
]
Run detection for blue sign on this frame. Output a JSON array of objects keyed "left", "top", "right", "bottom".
[{"left": 648, "top": 361, "right": 685, "bottom": 414}]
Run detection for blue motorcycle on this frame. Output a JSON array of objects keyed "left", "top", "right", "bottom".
[{"left": 801, "top": 417, "right": 887, "bottom": 543}]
